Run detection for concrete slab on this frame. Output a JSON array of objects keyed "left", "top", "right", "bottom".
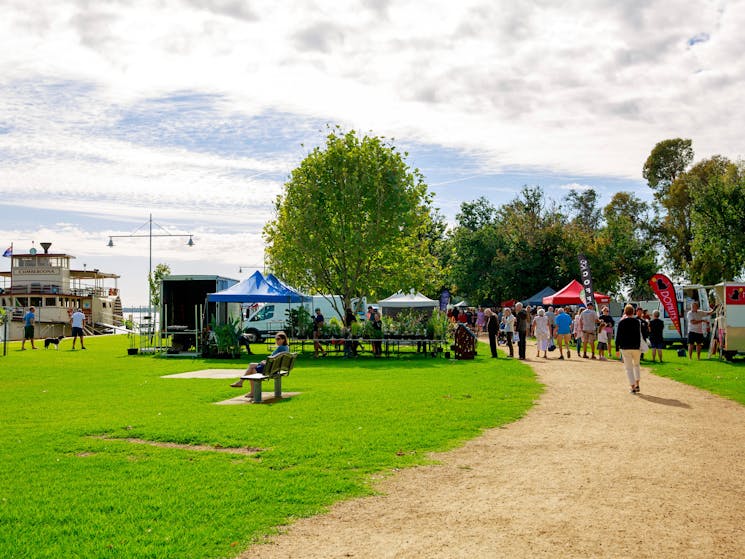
[
  {"left": 162, "top": 369, "right": 244, "bottom": 379},
  {"left": 215, "top": 392, "right": 301, "bottom": 405}
]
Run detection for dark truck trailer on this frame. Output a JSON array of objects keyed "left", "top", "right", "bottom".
[{"left": 160, "top": 275, "right": 238, "bottom": 350}]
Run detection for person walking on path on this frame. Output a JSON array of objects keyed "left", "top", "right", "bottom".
[
  {"left": 475, "top": 307, "right": 485, "bottom": 334},
  {"left": 580, "top": 303, "right": 599, "bottom": 359},
  {"left": 532, "top": 308, "right": 551, "bottom": 358},
  {"left": 615, "top": 304, "right": 643, "bottom": 393},
  {"left": 573, "top": 308, "right": 583, "bottom": 355},
  {"left": 501, "top": 307, "right": 515, "bottom": 358},
  {"left": 70, "top": 308, "right": 86, "bottom": 350},
  {"left": 545, "top": 306, "right": 556, "bottom": 349},
  {"left": 554, "top": 307, "right": 572, "bottom": 359},
  {"left": 485, "top": 308, "right": 499, "bottom": 358},
  {"left": 21, "top": 306, "right": 37, "bottom": 350},
  {"left": 514, "top": 302, "right": 529, "bottom": 360}
]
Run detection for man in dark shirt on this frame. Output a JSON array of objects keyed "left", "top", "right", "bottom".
[{"left": 515, "top": 302, "right": 529, "bottom": 360}]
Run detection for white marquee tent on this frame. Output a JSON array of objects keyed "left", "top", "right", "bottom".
[{"left": 377, "top": 290, "right": 439, "bottom": 316}]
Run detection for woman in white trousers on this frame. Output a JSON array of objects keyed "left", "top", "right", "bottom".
[{"left": 615, "top": 304, "right": 643, "bottom": 393}]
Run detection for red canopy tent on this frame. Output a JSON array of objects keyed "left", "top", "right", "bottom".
[{"left": 542, "top": 279, "right": 610, "bottom": 306}]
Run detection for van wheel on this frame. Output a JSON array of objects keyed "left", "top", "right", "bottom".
[{"left": 244, "top": 329, "right": 260, "bottom": 343}]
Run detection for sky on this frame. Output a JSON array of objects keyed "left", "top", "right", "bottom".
[{"left": 1, "top": 0, "right": 744, "bottom": 306}]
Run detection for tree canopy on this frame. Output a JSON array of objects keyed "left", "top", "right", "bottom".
[
  {"left": 644, "top": 138, "right": 745, "bottom": 283},
  {"left": 642, "top": 138, "right": 694, "bottom": 200},
  {"left": 264, "top": 128, "right": 443, "bottom": 313}
]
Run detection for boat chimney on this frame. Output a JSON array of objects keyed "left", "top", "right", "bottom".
[{"left": 40, "top": 242, "right": 52, "bottom": 254}]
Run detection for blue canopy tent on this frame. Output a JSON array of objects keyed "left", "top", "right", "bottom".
[
  {"left": 207, "top": 271, "right": 308, "bottom": 303},
  {"left": 521, "top": 286, "right": 556, "bottom": 307},
  {"left": 207, "top": 271, "right": 310, "bottom": 340},
  {"left": 265, "top": 273, "right": 311, "bottom": 303}
]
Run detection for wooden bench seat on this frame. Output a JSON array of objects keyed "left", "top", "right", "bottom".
[{"left": 240, "top": 352, "right": 297, "bottom": 403}]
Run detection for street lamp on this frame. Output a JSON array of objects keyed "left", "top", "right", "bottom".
[
  {"left": 238, "top": 265, "right": 263, "bottom": 274},
  {"left": 107, "top": 214, "right": 194, "bottom": 315}
]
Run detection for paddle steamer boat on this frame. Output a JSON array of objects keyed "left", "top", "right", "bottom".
[{"left": 0, "top": 242, "right": 122, "bottom": 340}]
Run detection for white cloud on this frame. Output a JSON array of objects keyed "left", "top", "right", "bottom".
[
  {"left": 2, "top": 0, "right": 745, "bottom": 303},
  {"left": 560, "top": 183, "right": 595, "bottom": 192}
]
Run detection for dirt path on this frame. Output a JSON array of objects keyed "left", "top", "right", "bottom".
[{"left": 244, "top": 342, "right": 745, "bottom": 558}]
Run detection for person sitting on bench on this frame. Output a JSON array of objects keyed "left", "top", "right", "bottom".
[{"left": 230, "top": 332, "right": 289, "bottom": 399}]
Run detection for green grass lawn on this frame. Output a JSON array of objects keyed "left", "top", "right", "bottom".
[
  {"left": 0, "top": 336, "right": 541, "bottom": 559},
  {"left": 644, "top": 346, "right": 745, "bottom": 405}
]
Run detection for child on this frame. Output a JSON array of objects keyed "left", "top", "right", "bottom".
[{"left": 597, "top": 325, "right": 609, "bottom": 361}]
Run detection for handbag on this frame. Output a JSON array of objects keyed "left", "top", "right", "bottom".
[{"left": 639, "top": 322, "right": 649, "bottom": 352}]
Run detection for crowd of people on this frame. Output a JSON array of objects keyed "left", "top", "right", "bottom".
[
  {"left": 475, "top": 302, "right": 621, "bottom": 362},
  {"left": 228, "top": 298, "right": 714, "bottom": 400},
  {"left": 470, "top": 298, "right": 713, "bottom": 394}
]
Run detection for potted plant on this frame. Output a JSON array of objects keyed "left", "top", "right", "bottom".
[
  {"left": 350, "top": 321, "right": 362, "bottom": 338},
  {"left": 327, "top": 317, "right": 343, "bottom": 338},
  {"left": 212, "top": 316, "right": 243, "bottom": 358}
]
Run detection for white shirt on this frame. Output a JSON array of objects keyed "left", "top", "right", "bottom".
[
  {"left": 580, "top": 309, "right": 598, "bottom": 332},
  {"left": 687, "top": 310, "right": 708, "bottom": 334},
  {"left": 71, "top": 311, "right": 85, "bottom": 329},
  {"left": 502, "top": 315, "right": 515, "bottom": 332}
]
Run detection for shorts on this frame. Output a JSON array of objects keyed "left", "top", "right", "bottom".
[
  {"left": 256, "top": 362, "right": 265, "bottom": 374},
  {"left": 582, "top": 331, "right": 596, "bottom": 343},
  {"left": 24, "top": 325, "right": 34, "bottom": 339},
  {"left": 649, "top": 340, "right": 664, "bottom": 349},
  {"left": 597, "top": 342, "right": 608, "bottom": 350},
  {"left": 72, "top": 327, "right": 84, "bottom": 337},
  {"left": 688, "top": 332, "right": 705, "bottom": 345}
]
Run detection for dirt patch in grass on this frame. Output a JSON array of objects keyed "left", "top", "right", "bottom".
[
  {"left": 91, "top": 436, "right": 262, "bottom": 455},
  {"left": 244, "top": 340, "right": 745, "bottom": 558}
]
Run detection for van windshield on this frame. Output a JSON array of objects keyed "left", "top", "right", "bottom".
[{"left": 249, "top": 305, "right": 275, "bottom": 321}]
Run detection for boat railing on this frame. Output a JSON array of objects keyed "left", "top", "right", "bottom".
[
  {"left": 7, "top": 283, "right": 63, "bottom": 294},
  {"left": 6, "top": 284, "right": 116, "bottom": 298}
]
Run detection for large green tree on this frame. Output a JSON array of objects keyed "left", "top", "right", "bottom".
[
  {"left": 688, "top": 158, "right": 745, "bottom": 283},
  {"left": 643, "top": 138, "right": 695, "bottom": 276},
  {"left": 264, "top": 128, "right": 442, "bottom": 315},
  {"left": 447, "top": 197, "right": 503, "bottom": 303},
  {"left": 598, "top": 192, "right": 658, "bottom": 298},
  {"left": 642, "top": 138, "right": 694, "bottom": 200},
  {"left": 660, "top": 155, "right": 733, "bottom": 278},
  {"left": 563, "top": 188, "right": 602, "bottom": 232}
]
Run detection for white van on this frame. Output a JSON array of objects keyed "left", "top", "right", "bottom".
[
  {"left": 656, "top": 284, "right": 710, "bottom": 347},
  {"left": 242, "top": 295, "right": 366, "bottom": 342}
]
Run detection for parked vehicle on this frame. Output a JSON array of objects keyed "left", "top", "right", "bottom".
[
  {"left": 654, "top": 284, "right": 711, "bottom": 347},
  {"left": 710, "top": 281, "right": 745, "bottom": 361},
  {"left": 242, "top": 295, "right": 367, "bottom": 342}
]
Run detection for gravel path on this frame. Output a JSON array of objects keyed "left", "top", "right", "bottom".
[{"left": 243, "top": 343, "right": 745, "bottom": 558}]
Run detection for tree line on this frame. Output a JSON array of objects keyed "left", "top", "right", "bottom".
[{"left": 264, "top": 129, "right": 745, "bottom": 309}]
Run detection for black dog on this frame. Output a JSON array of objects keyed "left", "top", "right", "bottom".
[{"left": 44, "top": 336, "right": 64, "bottom": 349}]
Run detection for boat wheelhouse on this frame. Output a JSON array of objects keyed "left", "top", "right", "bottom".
[{"left": 0, "top": 242, "right": 122, "bottom": 340}]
